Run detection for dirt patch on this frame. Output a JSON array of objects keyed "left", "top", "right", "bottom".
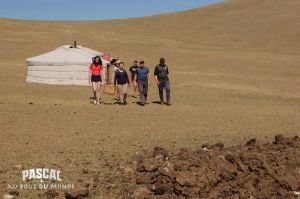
[{"left": 103, "top": 135, "right": 300, "bottom": 198}]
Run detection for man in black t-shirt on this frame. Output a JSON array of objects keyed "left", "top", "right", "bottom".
[
  {"left": 154, "top": 58, "right": 171, "bottom": 105},
  {"left": 129, "top": 60, "right": 139, "bottom": 98}
]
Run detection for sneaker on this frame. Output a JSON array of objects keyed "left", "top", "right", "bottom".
[
  {"left": 160, "top": 101, "right": 164, "bottom": 105},
  {"left": 93, "top": 100, "right": 97, "bottom": 105},
  {"left": 96, "top": 100, "right": 100, "bottom": 105},
  {"left": 165, "top": 101, "right": 171, "bottom": 106}
]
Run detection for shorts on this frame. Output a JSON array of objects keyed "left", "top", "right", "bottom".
[{"left": 91, "top": 75, "right": 102, "bottom": 82}]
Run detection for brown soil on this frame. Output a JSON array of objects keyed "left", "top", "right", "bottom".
[
  {"left": 98, "top": 135, "right": 300, "bottom": 199},
  {"left": 1, "top": 0, "right": 300, "bottom": 198}
]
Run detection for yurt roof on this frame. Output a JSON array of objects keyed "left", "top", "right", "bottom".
[{"left": 26, "top": 45, "right": 104, "bottom": 66}]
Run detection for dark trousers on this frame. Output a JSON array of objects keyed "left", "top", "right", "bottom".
[
  {"left": 138, "top": 83, "right": 148, "bottom": 104},
  {"left": 158, "top": 80, "right": 170, "bottom": 102}
]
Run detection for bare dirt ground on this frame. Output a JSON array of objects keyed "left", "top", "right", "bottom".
[{"left": 0, "top": 0, "right": 300, "bottom": 198}]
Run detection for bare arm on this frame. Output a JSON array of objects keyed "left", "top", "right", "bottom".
[
  {"left": 148, "top": 72, "right": 152, "bottom": 84},
  {"left": 88, "top": 70, "right": 92, "bottom": 84},
  {"left": 129, "top": 71, "right": 134, "bottom": 84},
  {"left": 154, "top": 75, "right": 159, "bottom": 85},
  {"left": 134, "top": 73, "right": 137, "bottom": 83}
]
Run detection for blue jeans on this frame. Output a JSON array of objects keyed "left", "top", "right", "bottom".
[{"left": 158, "top": 80, "right": 170, "bottom": 102}]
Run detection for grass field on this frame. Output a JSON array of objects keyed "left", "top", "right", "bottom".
[{"left": 0, "top": 0, "right": 300, "bottom": 198}]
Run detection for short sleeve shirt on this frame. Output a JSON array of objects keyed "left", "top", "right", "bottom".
[
  {"left": 129, "top": 66, "right": 138, "bottom": 80},
  {"left": 89, "top": 64, "right": 103, "bottom": 76},
  {"left": 136, "top": 67, "right": 150, "bottom": 84}
]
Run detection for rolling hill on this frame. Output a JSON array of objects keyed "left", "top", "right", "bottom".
[{"left": 0, "top": 0, "right": 300, "bottom": 198}]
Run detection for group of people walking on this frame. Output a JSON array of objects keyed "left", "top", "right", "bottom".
[{"left": 88, "top": 57, "right": 171, "bottom": 106}]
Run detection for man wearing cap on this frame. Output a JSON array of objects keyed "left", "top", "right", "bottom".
[
  {"left": 154, "top": 58, "right": 171, "bottom": 105},
  {"left": 134, "top": 60, "right": 151, "bottom": 106}
]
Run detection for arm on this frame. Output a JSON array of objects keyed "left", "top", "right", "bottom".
[
  {"left": 88, "top": 70, "right": 92, "bottom": 84},
  {"left": 88, "top": 64, "right": 92, "bottom": 84},
  {"left": 167, "top": 66, "right": 171, "bottom": 84},
  {"left": 128, "top": 67, "right": 133, "bottom": 84},
  {"left": 134, "top": 72, "right": 137, "bottom": 83},
  {"left": 101, "top": 66, "right": 105, "bottom": 85},
  {"left": 126, "top": 71, "right": 130, "bottom": 86},
  {"left": 147, "top": 68, "right": 152, "bottom": 84},
  {"left": 114, "top": 71, "right": 117, "bottom": 86},
  {"left": 154, "top": 66, "right": 159, "bottom": 85}
]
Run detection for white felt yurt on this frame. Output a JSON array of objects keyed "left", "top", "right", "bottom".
[{"left": 26, "top": 45, "right": 110, "bottom": 86}]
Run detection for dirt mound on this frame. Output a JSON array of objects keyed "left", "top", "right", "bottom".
[{"left": 113, "top": 135, "right": 300, "bottom": 199}]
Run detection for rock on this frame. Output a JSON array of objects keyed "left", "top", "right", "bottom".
[
  {"left": 3, "top": 195, "right": 14, "bottom": 199},
  {"left": 136, "top": 160, "right": 158, "bottom": 173},
  {"left": 293, "top": 191, "right": 300, "bottom": 196},
  {"left": 225, "top": 154, "right": 235, "bottom": 163},
  {"left": 153, "top": 146, "right": 169, "bottom": 158},
  {"left": 274, "top": 134, "right": 284, "bottom": 144},
  {"left": 132, "top": 186, "right": 151, "bottom": 198},
  {"left": 136, "top": 173, "right": 157, "bottom": 184},
  {"left": 44, "top": 190, "right": 59, "bottom": 198},
  {"left": 123, "top": 167, "right": 134, "bottom": 176},
  {"left": 65, "top": 187, "right": 89, "bottom": 199},
  {"left": 82, "top": 168, "right": 89, "bottom": 174},
  {"left": 209, "top": 142, "right": 224, "bottom": 149},
  {"left": 245, "top": 139, "right": 256, "bottom": 146},
  {"left": 8, "top": 190, "right": 19, "bottom": 196},
  {"left": 175, "top": 172, "right": 195, "bottom": 187},
  {"left": 13, "top": 164, "right": 23, "bottom": 170},
  {"left": 279, "top": 172, "right": 299, "bottom": 191},
  {"left": 220, "top": 170, "right": 237, "bottom": 181}
]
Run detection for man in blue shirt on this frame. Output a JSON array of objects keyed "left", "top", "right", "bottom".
[{"left": 134, "top": 60, "right": 152, "bottom": 106}]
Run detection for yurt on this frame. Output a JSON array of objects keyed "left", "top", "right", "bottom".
[{"left": 26, "top": 44, "right": 111, "bottom": 86}]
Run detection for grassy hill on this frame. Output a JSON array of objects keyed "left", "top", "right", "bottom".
[{"left": 0, "top": 0, "right": 300, "bottom": 198}]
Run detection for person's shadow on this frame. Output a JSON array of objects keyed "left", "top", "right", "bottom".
[{"left": 151, "top": 101, "right": 162, "bottom": 104}]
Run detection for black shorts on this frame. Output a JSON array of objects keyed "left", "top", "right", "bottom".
[{"left": 91, "top": 75, "right": 102, "bottom": 82}]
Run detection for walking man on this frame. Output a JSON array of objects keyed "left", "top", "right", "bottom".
[
  {"left": 129, "top": 60, "right": 139, "bottom": 98},
  {"left": 154, "top": 58, "right": 171, "bottom": 105},
  {"left": 134, "top": 60, "right": 151, "bottom": 106}
]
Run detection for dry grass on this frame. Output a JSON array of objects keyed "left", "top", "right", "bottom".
[{"left": 0, "top": 0, "right": 300, "bottom": 198}]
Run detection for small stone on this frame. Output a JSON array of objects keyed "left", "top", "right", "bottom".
[
  {"left": 65, "top": 187, "right": 89, "bottom": 199},
  {"left": 217, "top": 155, "right": 225, "bottom": 160},
  {"left": 124, "top": 167, "right": 133, "bottom": 176},
  {"left": 221, "top": 170, "right": 237, "bottom": 181},
  {"left": 214, "top": 142, "right": 224, "bottom": 149},
  {"left": 8, "top": 190, "right": 19, "bottom": 196},
  {"left": 3, "top": 195, "right": 14, "bottom": 199},
  {"left": 274, "top": 134, "right": 284, "bottom": 144},
  {"left": 201, "top": 143, "right": 210, "bottom": 148},
  {"left": 13, "top": 164, "right": 23, "bottom": 170},
  {"left": 153, "top": 146, "right": 169, "bottom": 158},
  {"left": 82, "top": 168, "right": 89, "bottom": 174},
  {"left": 245, "top": 138, "right": 256, "bottom": 146},
  {"left": 44, "top": 190, "right": 59, "bottom": 198},
  {"left": 294, "top": 191, "right": 300, "bottom": 196},
  {"left": 202, "top": 147, "right": 209, "bottom": 151}
]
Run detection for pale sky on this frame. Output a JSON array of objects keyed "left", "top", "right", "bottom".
[{"left": 0, "top": 0, "right": 223, "bottom": 20}]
